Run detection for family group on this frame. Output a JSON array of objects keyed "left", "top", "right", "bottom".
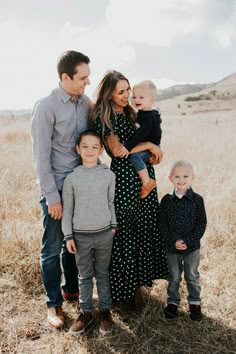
[{"left": 31, "top": 50, "right": 207, "bottom": 335}]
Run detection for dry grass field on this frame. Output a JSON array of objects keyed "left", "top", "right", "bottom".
[{"left": 0, "top": 98, "right": 236, "bottom": 353}]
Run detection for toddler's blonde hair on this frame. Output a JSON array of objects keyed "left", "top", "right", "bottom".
[{"left": 133, "top": 80, "right": 157, "bottom": 100}]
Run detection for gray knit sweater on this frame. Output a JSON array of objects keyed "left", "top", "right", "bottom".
[{"left": 62, "top": 163, "right": 117, "bottom": 240}]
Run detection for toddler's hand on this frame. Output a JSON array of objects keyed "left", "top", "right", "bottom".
[
  {"left": 112, "top": 228, "right": 116, "bottom": 235},
  {"left": 175, "top": 240, "right": 187, "bottom": 250}
]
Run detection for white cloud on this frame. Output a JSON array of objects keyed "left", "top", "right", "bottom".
[
  {"left": 105, "top": 0, "right": 199, "bottom": 46},
  {"left": 0, "top": 0, "right": 236, "bottom": 109},
  {"left": 105, "top": 0, "right": 236, "bottom": 48}
]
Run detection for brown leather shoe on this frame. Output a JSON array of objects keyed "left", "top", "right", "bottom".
[
  {"left": 61, "top": 290, "right": 79, "bottom": 302},
  {"left": 140, "top": 178, "right": 157, "bottom": 198},
  {"left": 47, "top": 306, "right": 64, "bottom": 329},
  {"left": 99, "top": 309, "right": 112, "bottom": 335},
  {"left": 70, "top": 311, "right": 93, "bottom": 334}
]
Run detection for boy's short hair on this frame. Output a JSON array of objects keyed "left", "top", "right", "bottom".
[
  {"left": 170, "top": 160, "right": 194, "bottom": 175},
  {"left": 133, "top": 80, "right": 158, "bottom": 100},
  {"left": 76, "top": 130, "right": 103, "bottom": 147}
]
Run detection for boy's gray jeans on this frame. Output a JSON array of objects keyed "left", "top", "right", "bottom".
[
  {"left": 167, "top": 249, "right": 201, "bottom": 306},
  {"left": 74, "top": 229, "right": 114, "bottom": 312}
]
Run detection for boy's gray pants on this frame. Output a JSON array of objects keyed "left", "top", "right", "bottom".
[{"left": 74, "top": 229, "right": 114, "bottom": 311}]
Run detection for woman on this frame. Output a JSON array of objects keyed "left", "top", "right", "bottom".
[{"left": 90, "top": 71, "right": 168, "bottom": 307}]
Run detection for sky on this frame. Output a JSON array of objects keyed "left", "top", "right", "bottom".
[{"left": 0, "top": 0, "right": 236, "bottom": 110}]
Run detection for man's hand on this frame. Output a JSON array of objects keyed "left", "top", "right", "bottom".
[
  {"left": 66, "top": 239, "right": 77, "bottom": 254},
  {"left": 48, "top": 202, "right": 62, "bottom": 220}
]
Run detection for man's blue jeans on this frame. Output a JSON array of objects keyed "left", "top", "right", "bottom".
[
  {"left": 167, "top": 250, "right": 201, "bottom": 306},
  {"left": 40, "top": 195, "right": 78, "bottom": 308},
  {"left": 129, "top": 150, "right": 151, "bottom": 172},
  {"left": 74, "top": 230, "right": 113, "bottom": 312}
]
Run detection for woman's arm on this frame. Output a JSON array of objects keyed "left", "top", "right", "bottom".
[
  {"left": 130, "top": 142, "right": 163, "bottom": 165},
  {"left": 105, "top": 134, "right": 124, "bottom": 157},
  {"left": 106, "top": 135, "right": 163, "bottom": 164}
]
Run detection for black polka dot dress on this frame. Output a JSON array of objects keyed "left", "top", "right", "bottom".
[{"left": 95, "top": 112, "right": 168, "bottom": 302}]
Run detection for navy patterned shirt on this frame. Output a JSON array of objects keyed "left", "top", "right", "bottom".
[{"left": 159, "top": 188, "right": 207, "bottom": 254}]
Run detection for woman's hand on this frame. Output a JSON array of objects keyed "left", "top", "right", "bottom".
[{"left": 149, "top": 145, "right": 163, "bottom": 165}]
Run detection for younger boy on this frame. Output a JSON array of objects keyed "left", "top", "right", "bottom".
[
  {"left": 159, "top": 160, "right": 207, "bottom": 321},
  {"left": 118, "top": 80, "right": 162, "bottom": 198},
  {"left": 62, "top": 130, "right": 117, "bottom": 334}
]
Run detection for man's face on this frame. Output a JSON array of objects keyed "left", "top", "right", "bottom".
[{"left": 62, "top": 63, "right": 90, "bottom": 96}]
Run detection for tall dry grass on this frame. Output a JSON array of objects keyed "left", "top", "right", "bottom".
[{"left": 0, "top": 112, "right": 235, "bottom": 353}]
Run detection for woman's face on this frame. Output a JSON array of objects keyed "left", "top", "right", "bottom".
[{"left": 111, "top": 79, "right": 131, "bottom": 112}]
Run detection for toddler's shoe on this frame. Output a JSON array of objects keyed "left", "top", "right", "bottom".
[
  {"left": 69, "top": 311, "right": 94, "bottom": 334},
  {"left": 140, "top": 178, "right": 157, "bottom": 199},
  {"left": 164, "top": 303, "right": 178, "bottom": 319},
  {"left": 189, "top": 304, "right": 202, "bottom": 321},
  {"left": 99, "top": 309, "right": 112, "bottom": 335}
]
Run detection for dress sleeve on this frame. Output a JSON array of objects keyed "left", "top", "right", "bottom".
[{"left": 94, "top": 114, "right": 114, "bottom": 137}]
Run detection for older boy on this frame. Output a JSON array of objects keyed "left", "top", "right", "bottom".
[
  {"left": 159, "top": 160, "right": 207, "bottom": 321},
  {"left": 62, "top": 130, "right": 116, "bottom": 334}
]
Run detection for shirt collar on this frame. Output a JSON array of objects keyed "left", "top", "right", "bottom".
[
  {"left": 56, "top": 84, "right": 85, "bottom": 104},
  {"left": 168, "top": 187, "right": 194, "bottom": 200}
]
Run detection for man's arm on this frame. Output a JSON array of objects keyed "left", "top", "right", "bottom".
[{"left": 31, "top": 100, "right": 61, "bottom": 206}]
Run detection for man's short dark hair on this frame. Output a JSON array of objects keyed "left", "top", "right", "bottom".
[{"left": 57, "top": 50, "right": 90, "bottom": 80}]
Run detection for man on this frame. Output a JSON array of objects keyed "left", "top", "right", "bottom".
[{"left": 31, "top": 50, "right": 91, "bottom": 328}]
